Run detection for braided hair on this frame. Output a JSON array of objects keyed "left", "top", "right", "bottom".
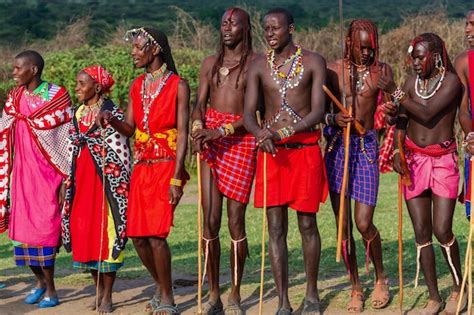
[
  {"left": 344, "top": 19, "right": 379, "bottom": 68},
  {"left": 410, "top": 33, "right": 454, "bottom": 75},
  {"left": 143, "top": 27, "right": 178, "bottom": 75},
  {"left": 211, "top": 7, "right": 252, "bottom": 89}
]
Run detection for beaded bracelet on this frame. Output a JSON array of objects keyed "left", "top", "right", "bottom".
[
  {"left": 192, "top": 120, "right": 203, "bottom": 133},
  {"left": 391, "top": 87, "right": 407, "bottom": 103},
  {"left": 276, "top": 125, "right": 296, "bottom": 140},
  {"left": 223, "top": 123, "right": 235, "bottom": 136},
  {"left": 170, "top": 178, "right": 183, "bottom": 187}
]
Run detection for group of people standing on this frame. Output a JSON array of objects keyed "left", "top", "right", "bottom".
[{"left": 0, "top": 6, "right": 473, "bottom": 315}]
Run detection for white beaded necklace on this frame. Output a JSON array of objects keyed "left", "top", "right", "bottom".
[
  {"left": 414, "top": 67, "right": 445, "bottom": 100},
  {"left": 141, "top": 70, "right": 173, "bottom": 134}
]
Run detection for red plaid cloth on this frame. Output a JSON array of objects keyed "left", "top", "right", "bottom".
[
  {"left": 374, "top": 91, "right": 395, "bottom": 173},
  {"left": 200, "top": 108, "right": 256, "bottom": 204}
]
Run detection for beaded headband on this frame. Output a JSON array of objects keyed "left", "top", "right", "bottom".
[{"left": 123, "top": 27, "right": 162, "bottom": 50}]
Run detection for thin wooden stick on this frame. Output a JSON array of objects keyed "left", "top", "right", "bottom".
[
  {"left": 96, "top": 128, "right": 107, "bottom": 312},
  {"left": 457, "top": 156, "right": 474, "bottom": 314},
  {"left": 397, "top": 176, "right": 404, "bottom": 313},
  {"left": 197, "top": 154, "right": 203, "bottom": 315},
  {"left": 258, "top": 152, "right": 267, "bottom": 315},
  {"left": 322, "top": 85, "right": 366, "bottom": 135},
  {"left": 336, "top": 105, "right": 352, "bottom": 262}
]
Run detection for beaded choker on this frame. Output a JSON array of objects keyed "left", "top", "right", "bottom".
[
  {"left": 415, "top": 67, "right": 445, "bottom": 100},
  {"left": 141, "top": 71, "right": 173, "bottom": 134}
]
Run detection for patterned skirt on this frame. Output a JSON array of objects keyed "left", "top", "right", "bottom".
[{"left": 14, "top": 244, "right": 57, "bottom": 267}]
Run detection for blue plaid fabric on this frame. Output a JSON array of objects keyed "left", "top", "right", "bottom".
[
  {"left": 73, "top": 261, "right": 123, "bottom": 273},
  {"left": 325, "top": 127, "right": 379, "bottom": 206},
  {"left": 14, "top": 245, "right": 56, "bottom": 267}
]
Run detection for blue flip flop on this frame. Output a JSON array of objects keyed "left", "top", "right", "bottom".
[
  {"left": 24, "top": 287, "right": 46, "bottom": 304},
  {"left": 38, "top": 296, "right": 60, "bottom": 308},
  {"left": 0, "top": 283, "right": 6, "bottom": 289}
]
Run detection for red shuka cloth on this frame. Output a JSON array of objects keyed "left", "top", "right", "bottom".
[
  {"left": 127, "top": 73, "right": 183, "bottom": 238},
  {"left": 254, "top": 131, "right": 328, "bottom": 213}
]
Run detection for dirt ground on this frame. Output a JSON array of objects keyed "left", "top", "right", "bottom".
[{"left": 1, "top": 275, "right": 463, "bottom": 314}]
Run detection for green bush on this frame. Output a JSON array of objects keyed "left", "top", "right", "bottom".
[{"left": 0, "top": 45, "right": 207, "bottom": 108}]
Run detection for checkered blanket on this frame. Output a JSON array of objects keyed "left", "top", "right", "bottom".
[{"left": 200, "top": 108, "right": 256, "bottom": 204}]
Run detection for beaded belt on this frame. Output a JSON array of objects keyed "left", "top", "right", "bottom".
[{"left": 134, "top": 157, "right": 174, "bottom": 165}]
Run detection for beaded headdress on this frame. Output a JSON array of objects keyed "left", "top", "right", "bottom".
[{"left": 123, "top": 27, "right": 162, "bottom": 50}]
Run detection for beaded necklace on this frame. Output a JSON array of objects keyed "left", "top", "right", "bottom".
[
  {"left": 76, "top": 98, "right": 104, "bottom": 127},
  {"left": 141, "top": 70, "right": 173, "bottom": 134},
  {"left": 264, "top": 45, "right": 304, "bottom": 127},
  {"left": 415, "top": 67, "right": 445, "bottom": 100},
  {"left": 24, "top": 81, "right": 49, "bottom": 109}
]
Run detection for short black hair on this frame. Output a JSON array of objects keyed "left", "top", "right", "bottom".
[
  {"left": 15, "top": 50, "right": 44, "bottom": 77},
  {"left": 264, "top": 8, "right": 294, "bottom": 26}
]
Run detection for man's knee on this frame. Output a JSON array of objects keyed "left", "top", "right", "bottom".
[
  {"left": 298, "top": 215, "right": 317, "bottom": 236},
  {"left": 149, "top": 237, "right": 167, "bottom": 250},
  {"left": 433, "top": 226, "right": 454, "bottom": 244},
  {"left": 132, "top": 237, "right": 147, "bottom": 248},
  {"left": 355, "top": 219, "right": 372, "bottom": 236},
  {"left": 204, "top": 213, "right": 222, "bottom": 237}
]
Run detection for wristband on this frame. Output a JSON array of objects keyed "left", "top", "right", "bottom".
[
  {"left": 223, "top": 123, "right": 235, "bottom": 136},
  {"left": 170, "top": 178, "right": 182, "bottom": 187}
]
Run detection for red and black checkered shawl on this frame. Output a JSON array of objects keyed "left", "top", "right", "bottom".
[{"left": 0, "top": 84, "right": 72, "bottom": 233}]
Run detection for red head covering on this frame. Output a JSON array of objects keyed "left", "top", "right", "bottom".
[{"left": 82, "top": 65, "right": 115, "bottom": 93}]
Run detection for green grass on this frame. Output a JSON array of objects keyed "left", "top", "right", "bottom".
[{"left": 0, "top": 172, "right": 470, "bottom": 311}]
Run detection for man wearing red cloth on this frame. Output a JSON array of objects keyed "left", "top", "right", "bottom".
[
  {"left": 97, "top": 27, "right": 190, "bottom": 314},
  {"left": 191, "top": 8, "right": 257, "bottom": 314},
  {"left": 0, "top": 50, "right": 71, "bottom": 308},
  {"left": 244, "top": 8, "right": 327, "bottom": 315}
]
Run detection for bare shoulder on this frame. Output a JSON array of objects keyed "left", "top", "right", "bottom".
[
  {"left": 249, "top": 51, "right": 263, "bottom": 62},
  {"left": 302, "top": 49, "right": 326, "bottom": 68},
  {"left": 445, "top": 71, "right": 462, "bottom": 87},
  {"left": 248, "top": 54, "right": 267, "bottom": 74},
  {"left": 178, "top": 78, "right": 190, "bottom": 91},
  {"left": 201, "top": 54, "right": 217, "bottom": 70},
  {"left": 455, "top": 50, "right": 468, "bottom": 65},
  {"left": 327, "top": 59, "right": 342, "bottom": 73}
]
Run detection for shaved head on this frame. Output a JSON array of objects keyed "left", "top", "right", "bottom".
[{"left": 15, "top": 50, "right": 44, "bottom": 77}]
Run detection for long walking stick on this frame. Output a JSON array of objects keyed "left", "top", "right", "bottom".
[
  {"left": 256, "top": 111, "right": 267, "bottom": 315},
  {"left": 197, "top": 153, "right": 203, "bottom": 314},
  {"left": 336, "top": 105, "right": 352, "bottom": 262},
  {"left": 96, "top": 128, "right": 107, "bottom": 312},
  {"left": 457, "top": 156, "right": 474, "bottom": 314},
  {"left": 396, "top": 131, "right": 410, "bottom": 313}
]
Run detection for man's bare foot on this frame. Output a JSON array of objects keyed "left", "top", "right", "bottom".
[
  {"left": 87, "top": 296, "right": 102, "bottom": 310},
  {"left": 97, "top": 296, "right": 113, "bottom": 314}
]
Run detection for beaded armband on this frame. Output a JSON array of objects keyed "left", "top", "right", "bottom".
[
  {"left": 192, "top": 120, "right": 203, "bottom": 133},
  {"left": 223, "top": 123, "right": 235, "bottom": 136}
]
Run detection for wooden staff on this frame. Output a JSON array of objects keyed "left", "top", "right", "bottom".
[
  {"left": 256, "top": 111, "right": 267, "bottom": 315},
  {"left": 96, "top": 128, "right": 107, "bottom": 312},
  {"left": 396, "top": 131, "right": 410, "bottom": 313},
  {"left": 322, "top": 85, "right": 366, "bottom": 135},
  {"left": 197, "top": 153, "right": 203, "bottom": 315},
  {"left": 457, "top": 156, "right": 474, "bottom": 314},
  {"left": 336, "top": 104, "right": 352, "bottom": 262}
]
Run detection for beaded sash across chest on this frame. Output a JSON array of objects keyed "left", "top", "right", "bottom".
[{"left": 264, "top": 45, "right": 304, "bottom": 128}]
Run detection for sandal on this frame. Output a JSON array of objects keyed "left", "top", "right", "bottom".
[
  {"left": 275, "top": 307, "right": 292, "bottom": 315},
  {"left": 153, "top": 303, "right": 179, "bottom": 315},
  {"left": 302, "top": 299, "right": 321, "bottom": 315},
  {"left": 347, "top": 290, "right": 364, "bottom": 313},
  {"left": 144, "top": 295, "right": 161, "bottom": 315},
  {"left": 444, "top": 290, "right": 467, "bottom": 315},
  {"left": 370, "top": 278, "right": 390, "bottom": 309},
  {"left": 419, "top": 299, "right": 443, "bottom": 315},
  {"left": 201, "top": 299, "right": 223, "bottom": 315},
  {"left": 224, "top": 301, "right": 244, "bottom": 315}
]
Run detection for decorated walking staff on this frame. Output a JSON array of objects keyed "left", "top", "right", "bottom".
[
  {"left": 256, "top": 111, "right": 267, "bottom": 315},
  {"left": 197, "top": 153, "right": 203, "bottom": 314},
  {"left": 457, "top": 155, "right": 474, "bottom": 314}
]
